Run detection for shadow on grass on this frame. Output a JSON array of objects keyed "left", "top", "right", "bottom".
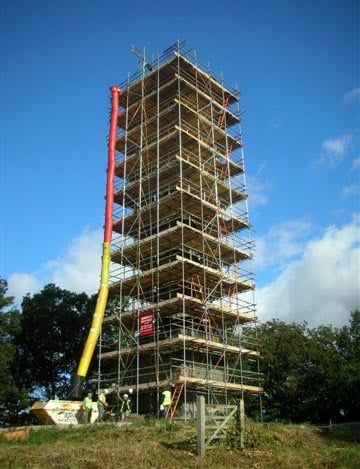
[
  {"left": 161, "top": 437, "right": 197, "bottom": 454},
  {"left": 0, "top": 423, "right": 120, "bottom": 447},
  {"left": 319, "top": 423, "right": 360, "bottom": 444}
]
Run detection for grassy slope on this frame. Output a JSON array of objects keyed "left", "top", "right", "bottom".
[{"left": 0, "top": 420, "right": 359, "bottom": 469}]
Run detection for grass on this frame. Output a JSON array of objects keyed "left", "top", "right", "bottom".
[{"left": 0, "top": 419, "right": 359, "bottom": 469}]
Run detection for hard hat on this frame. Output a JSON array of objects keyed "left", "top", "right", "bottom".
[{"left": 123, "top": 393, "right": 128, "bottom": 398}]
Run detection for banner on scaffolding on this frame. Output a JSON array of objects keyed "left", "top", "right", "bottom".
[{"left": 139, "top": 311, "right": 154, "bottom": 336}]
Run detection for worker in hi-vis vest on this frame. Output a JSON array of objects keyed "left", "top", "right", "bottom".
[
  {"left": 120, "top": 391, "right": 132, "bottom": 421},
  {"left": 160, "top": 388, "right": 172, "bottom": 418},
  {"left": 83, "top": 392, "right": 93, "bottom": 424}
]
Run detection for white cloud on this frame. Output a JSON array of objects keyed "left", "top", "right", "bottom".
[
  {"left": 322, "top": 134, "right": 351, "bottom": 156},
  {"left": 352, "top": 157, "right": 360, "bottom": 171},
  {"left": 321, "top": 133, "right": 352, "bottom": 167},
  {"left": 342, "top": 88, "right": 360, "bottom": 105},
  {"left": 256, "top": 215, "right": 360, "bottom": 328},
  {"left": 341, "top": 185, "right": 359, "bottom": 198},
  {"left": 246, "top": 164, "right": 271, "bottom": 209},
  {"left": 45, "top": 228, "right": 102, "bottom": 293},
  {"left": 7, "top": 273, "right": 42, "bottom": 304},
  {"left": 7, "top": 228, "right": 103, "bottom": 305},
  {"left": 254, "top": 219, "right": 312, "bottom": 271},
  {"left": 312, "top": 133, "right": 353, "bottom": 169}
]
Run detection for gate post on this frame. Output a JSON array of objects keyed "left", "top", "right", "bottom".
[
  {"left": 196, "top": 395, "right": 205, "bottom": 457},
  {"left": 239, "top": 398, "right": 245, "bottom": 449}
]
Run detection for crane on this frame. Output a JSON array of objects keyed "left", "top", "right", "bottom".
[{"left": 31, "top": 85, "right": 121, "bottom": 425}]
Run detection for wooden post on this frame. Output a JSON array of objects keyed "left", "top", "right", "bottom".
[
  {"left": 197, "top": 395, "right": 205, "bottom": 457},
  {"left": 239, "top": 398, "right": 245, "bottom": 449}
]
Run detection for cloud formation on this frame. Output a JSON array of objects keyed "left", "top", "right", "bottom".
[
  {"left": 322, "top": 133, "right": 352, "bottom": 157},
  {"left": 342, "top": 87, "right": 360, "bottom": 105},
  {"left": 311, "top": 133, "right": 353, "bottom": 169},
  {"left": 8, "top": 228, "right": 102, "bottom": 305},
  {"left": 352, "top": 157, "right": 360, "bottom": 171},
  {"left": 7, "top": 273, "right": 42, "bottom": 303},
  {"left": 341, "top": 184, "right": 359, "bottom": 198},
  {"left": 246, "top": 164, "right": 271, "bottom": 209},
  {"left": 256, "top": 215, "right": 360, "bottom": 328},
  {"left": 254, "top": 219, "right": 312, "bottom": 271}
]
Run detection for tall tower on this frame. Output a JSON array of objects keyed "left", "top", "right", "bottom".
[{"left": 99, "top": 42, "right": 262, "bottom": 416}]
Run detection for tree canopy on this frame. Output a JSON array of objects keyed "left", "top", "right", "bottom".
[
  {"left": 253, "top": 312, "right": 360, "bottom": 423},
  {"left": 0, "top": 279, "right": 27, "bottom": 424},
  {"left": 14, "top": 284, "right": 94, "bottom": 400}
]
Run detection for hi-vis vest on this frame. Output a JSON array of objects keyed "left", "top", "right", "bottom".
[
  {"left": 84, "top": 397, "right": 92, "bottom": 409},
  {"left": 162, "top": 390, "right": 171, "bottom": 406}
]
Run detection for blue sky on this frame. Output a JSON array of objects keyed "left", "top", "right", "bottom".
[{"left": 2, "top": 0, "right": 359, "bottom": 327}]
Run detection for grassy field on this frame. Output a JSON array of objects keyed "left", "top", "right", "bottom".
[{"left": 0, "top": 419, "right": 359, "bottom": 469}]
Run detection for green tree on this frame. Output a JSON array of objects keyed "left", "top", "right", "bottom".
[
  {"left": 252, "top": 313, "right": 359, "bottom": 424},
  {"left": 337, "top": 310, "right": 360, "bottom": 420},
  {"left": 14, "top": 284, "right": 93, "bottom": 399},
  {"left": 302, "top": 324, "right": 344, "bottom": 422},
  {"left": 255, "top": 320, "right": 311, "bottom": 422},
  {"left": 0, "top": 279, "right": 27, "bottom": 423}
]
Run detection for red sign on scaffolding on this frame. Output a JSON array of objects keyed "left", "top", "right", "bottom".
[{"left": 139, "top": 311, "right": 154, "bottom": 337}]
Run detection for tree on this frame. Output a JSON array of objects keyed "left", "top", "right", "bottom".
[
  {"left": 302, "top": 324, "right": 344, "bottom": 422},
  {"left": 337, "top": 310, "right": 360, "bottom": 420},
  {"left": 0, "top": 279, "right": 27, "bottom": 424},
  {"left": 250, "top": 313, "right": 360, "bottom": 424},
  {"left": 254, "top": 320, "right": 312, "bottom": 422},
  {"left": 14, "top": 284, "right": 93, "bottom": 400}
]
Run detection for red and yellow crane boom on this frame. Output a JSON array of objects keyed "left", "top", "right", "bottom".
[{"left": 71, "top": 85, "right": 121, "bottom": 397}]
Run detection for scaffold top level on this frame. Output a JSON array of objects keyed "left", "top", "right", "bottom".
[{"left": 119, "top": 40, "right": 239, "bottom": 100}]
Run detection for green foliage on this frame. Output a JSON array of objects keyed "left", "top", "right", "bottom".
[
  {"left": 252, "top": 312, "right": 360, "bottom": 423},
  {"left": 14, "top": 284, "right": 93, "bottom": 399},
  {"left": 336, "top": 311, "right": 360, "bottom": 420},
  {"left": 0, "top": 279, "right": 28, "bottom": 424}
]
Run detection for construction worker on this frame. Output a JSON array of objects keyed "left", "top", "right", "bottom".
[
  {"left": 97, "top": 389, "right": 108, "bottom": 422},
  {"left": 83, "top": 392, "right": 93, "bottom": 424},
  {"left": 160, "top": 387, "right": 172, "bottom": 418},
  {"left": 120, "top": 393, "right": 131, "bottom": 421}
]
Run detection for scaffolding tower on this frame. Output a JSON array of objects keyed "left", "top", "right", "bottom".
[{"left": 98, "top": 42, "right": 262, "bottom": 417}]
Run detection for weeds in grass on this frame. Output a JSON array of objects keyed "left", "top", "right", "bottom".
[{"left": 0, "top": 420, "right": 359, "bottom": 469}]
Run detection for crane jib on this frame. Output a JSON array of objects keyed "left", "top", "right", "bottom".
[{"left": 70, "top": 85, "right": 121, "bottom": 399}]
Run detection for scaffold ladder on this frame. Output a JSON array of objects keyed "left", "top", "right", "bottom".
[
  {"left": 219, "top": 164, "right": 229, "bottom": 180},
  {"left": 228, "top": 284, "right": 236, "bottom": 297},
  {"left": 191, "top": 274, "right": 205, "bottom": 302},
  {"left": 203, "top": 309, "right": 215, "bottom": 341},
  {"left": 219, "top": 216, "right": 228, "bottom": 236},
  {"left": 217, "top": 95, "right": 229, "bottom": 128},
  {"left": 226, "top": 144, "right": 233, "bottom": 158},
  {"left": 166, "top": 382, "right": 184, "bottom": 421}
]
